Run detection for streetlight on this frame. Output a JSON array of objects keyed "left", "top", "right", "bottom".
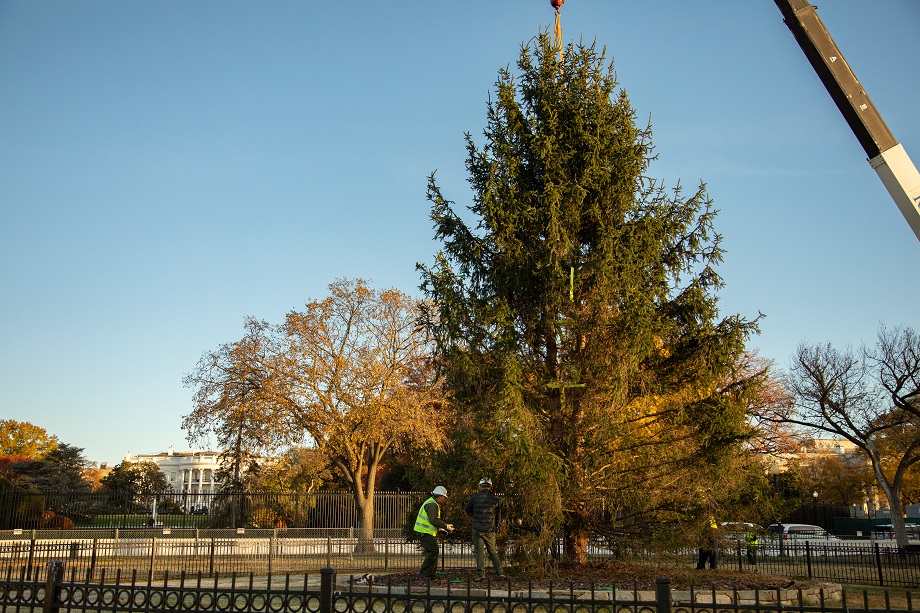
[{"left": 812, "top": 491, "right": 818, "bottom": 524}]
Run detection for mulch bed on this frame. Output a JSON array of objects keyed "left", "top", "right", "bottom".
[{"left": 354, "top": 561, "right": 824, "bottom": 592}]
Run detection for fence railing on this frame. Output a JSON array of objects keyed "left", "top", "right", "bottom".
[
  {"left": 1, "top": 531, "right": 918, "bottom": 588},
  {"left": 0, "top": 529, "right": 442, "bottom": 578},
  {"left": 0, "top": 490, "right": 428, "bottom": 531},
  {"left": 721, "top": 540, "right": 920, "bottom": 588},
  {"left": 3, "top": 561, "right": 918, "bottom": 613}
]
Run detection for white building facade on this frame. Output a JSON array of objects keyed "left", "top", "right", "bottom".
[{"left": 124, "top": 447, "right": 223, "bottom": 504}]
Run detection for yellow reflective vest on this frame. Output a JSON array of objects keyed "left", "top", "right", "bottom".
[{"left": 414, "top": 497, "right": 440, "bottom": 536}]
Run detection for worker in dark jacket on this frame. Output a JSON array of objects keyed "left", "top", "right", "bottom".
[
  {"left": 414, "top": 486, "right": 453, "bottom": 579},
  {"left": 464, "top": 477, "right": 504, "bottom": 579}
]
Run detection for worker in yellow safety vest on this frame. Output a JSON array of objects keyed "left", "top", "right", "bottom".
[
  {"left": 696, "top": 515, "right": 719, "bottom": 570},
  {"left": 746, "top": 530, "right": 759, "bottom": 565},
  {"left": 414, "top": 486, "right": 453, "bottom": 579}
]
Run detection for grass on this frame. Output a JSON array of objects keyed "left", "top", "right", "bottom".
[
  {"left": 838, "top": 584, "right": 918, "bottom": 610},
  {"left": 73, "top": 514, "right": 211, "bottom": 529}
]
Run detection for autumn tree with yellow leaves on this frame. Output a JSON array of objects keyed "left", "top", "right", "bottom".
[
  {"left": 0, "top": 420, "right": 59, "bottom": 459},
  {"left": 184, "top": 318, "right": 290, "bottom": 489},
  {"left": 276, "top": 279, "right": 447, "bottom": 551},
  {"left": 184, "top": 279, "right": 446, "bottom": 550}
]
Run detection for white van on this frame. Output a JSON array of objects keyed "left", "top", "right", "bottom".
[{"left": 767, "top": 523, "right": 839, "bottom": 542}]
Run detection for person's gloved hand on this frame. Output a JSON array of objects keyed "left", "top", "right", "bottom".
[{"left": 445, "top": 524, "right": 454, "bottom": 532}]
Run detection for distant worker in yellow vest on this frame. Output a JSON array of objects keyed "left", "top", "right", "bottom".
[
  {"left": 746, "top": 530, "right": 759, "bottom": 565},
  {"left": 414, "top": 486, "right": 453, "bottom": 579}
]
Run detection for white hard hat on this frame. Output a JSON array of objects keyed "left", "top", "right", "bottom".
[
  {"left": 479, "top": 477, "right": 492, "bottom": 487},
  {"left": 432, "top": 486, "right": 448, "bottom": 497}
]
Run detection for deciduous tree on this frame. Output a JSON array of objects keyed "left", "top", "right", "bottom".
[
  {"left": 100, "top": 460, "right": 169, "bottom": 495},
  {"left": 0, "top": 443, "right": 92, "bottom": 494},
  {"left": 785, "top": 325, "right": 920, "bottom": 549},
  {"left": 418, "top": 32, "right": 757, "bottom": 563},
  {"left": 0, "top": 420, "right": 58, "bottom": 459},
  {"left": 276, "top": 279, "right": 447, "bottom": 552},
  {"left": 183, "top": 318, "right": 292, "bottom": 488},
  {"left": 800, "top": 452, "right": 872, "bottom": 508},
  {"left": 246, "top": 446, "right": 332, "bottom": 494}
]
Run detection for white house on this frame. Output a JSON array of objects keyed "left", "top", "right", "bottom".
[{"left": 124, "top": 447, "right": 223, "bottom": 506}]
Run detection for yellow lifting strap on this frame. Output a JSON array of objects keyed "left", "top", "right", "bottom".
[{"left": 553, "top": 1, "right": 564, "bottom": 62}]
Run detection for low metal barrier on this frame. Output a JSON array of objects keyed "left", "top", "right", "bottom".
[
  {"left": 3, "top": 561, "right": 918, "bottom": 613},
  {"left": 723, "top": 540, "right": 920, "bottom": 587},
  {"left": 0, "top": 530, "right": 447, "bottom": 579},
  {"left": 1, "top": 533, "right": 918, "bottom": 589}
]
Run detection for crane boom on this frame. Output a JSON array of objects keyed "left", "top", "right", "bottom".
[{"left": 774, "top": 0, "right": 920, "bottom": 242}]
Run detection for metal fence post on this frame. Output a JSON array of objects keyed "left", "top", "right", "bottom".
[
  {"left": 149, "top": 537, "right": 156, "bottom": 577},
  {"left": 874, "top": 542, "right": 885, "bottom": 586},
  {"left": 655, "top": 577, "right": 671, "bottom": 613},
  {"left": 89, "top": 538, "right": 97, "bottom": 580},
  {"left": 27, "top": 538, "right": 36, "bottom": 580},
  {"left": 268, "top": 533, "right": 275, "bottom": 577},
  {"left": 805, "top": 541, "right": 812, "bottom": 578},
  {"left": 320, "top": 567, "right": 336, "bottom": 613},
  {"left": 42, "top": 560, "right": 65, "bottom": 613}
]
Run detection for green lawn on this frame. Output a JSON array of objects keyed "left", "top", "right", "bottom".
[{"left": 74, "top": 513, "right": 211, "bottom": 529}]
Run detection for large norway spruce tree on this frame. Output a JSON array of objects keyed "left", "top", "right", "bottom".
[{"left": 419, "top": 34, "right": 758, "bottom": 563}]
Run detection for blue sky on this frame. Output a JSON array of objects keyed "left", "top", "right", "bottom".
[{"left": 2, "top": 1, "right": 918, "bottom": 465}]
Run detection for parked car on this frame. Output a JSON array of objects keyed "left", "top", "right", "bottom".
[{"left": 767, "top": 523, "right": 840, "bottom": 542}]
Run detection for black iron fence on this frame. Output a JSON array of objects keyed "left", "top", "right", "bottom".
[
  {"left": 0, "top": 528, "right": 442, "bottom": 579},
  {"left": 3, "top": 561, "right": 918, "bottom": 613},
  {"left": 2, "top": 491, "right": 919, "bottom": 588},
  {"left": 0, "top": 490, "right": 427, "bottom": 531},
  {"left": 1, "top": 531, "right": 918, "bottom": 588},
  {"left": 720, "top": 540, "right": 920, "bottom": 588}
]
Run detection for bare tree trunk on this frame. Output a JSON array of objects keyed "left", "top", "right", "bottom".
[
  {"left": 885, "top": 490, "right": 909, "bottom": 550},
  {"left": 873, "top": 462, "right": 909, "bottom": 550},
  {"left": 351, "top": 450, "right": 380, "bottom": 554},
  {"left": 356, "top": 496, "right": 376, "bottom": 553}
]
